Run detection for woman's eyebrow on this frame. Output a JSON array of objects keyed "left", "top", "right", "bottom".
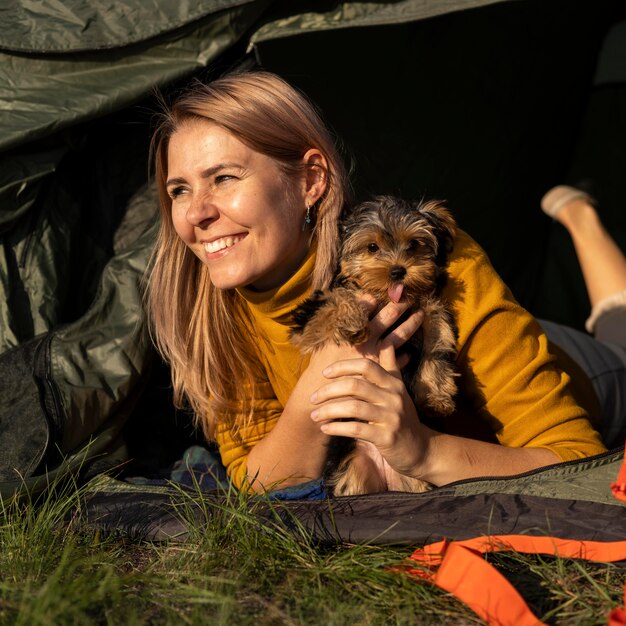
[{"left": 165, "top": 176, "right": 187, "bottom": 187}]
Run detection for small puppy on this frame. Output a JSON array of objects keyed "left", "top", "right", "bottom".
[{"left": 290, "top": 195, "right": 458, "bottom": 496}]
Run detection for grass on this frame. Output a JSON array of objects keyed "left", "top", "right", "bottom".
[{"left": 0, "top": 476, "right": 624, "bottom": 626}]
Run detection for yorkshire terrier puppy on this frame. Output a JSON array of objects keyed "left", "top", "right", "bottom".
[{"left": 290, "top": 195, "right": 458, "bottom": 496}]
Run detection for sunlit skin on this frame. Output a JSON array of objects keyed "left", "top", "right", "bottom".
[{"left": 167, "top": 119, "right": 312, "bottom": 292}]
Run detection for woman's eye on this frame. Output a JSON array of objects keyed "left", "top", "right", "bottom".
[
  {"left": 367, "top": 243, "right": 379, "bottom": 253},
  {"left": 215, "top": 174, "right": 235, "bottom": 184},
  {"left": 168, "top": 186, "right": 186, "bottom": 199},
  {"left": 407, "top": 239, "right": 418, "bottom": 252}
]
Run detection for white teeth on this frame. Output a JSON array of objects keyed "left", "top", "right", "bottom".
[{"left": 204, "top": 235, "right": 243, "bottom": 253}]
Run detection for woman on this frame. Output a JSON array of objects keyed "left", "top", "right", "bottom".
[{"left": 146, "top": 71, "right": 608, "bottom": 496}]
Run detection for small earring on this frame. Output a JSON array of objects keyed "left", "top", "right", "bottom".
[{"left": 302, "top": 204, "right": 312, "bottom": 231}]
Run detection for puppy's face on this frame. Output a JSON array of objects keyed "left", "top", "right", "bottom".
[{"left": 338, "top": 197, "right": 456, "bottom": 303}]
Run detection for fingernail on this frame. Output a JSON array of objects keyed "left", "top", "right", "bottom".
[
  {"left": 322, "top": 366, "right": 332, "bottom": 376},
  {"left": 310, "top": 392, "right": 318, "bottom": 403},
  {"left": 311, "top": 409, "right": 319, "bottom": 419}
]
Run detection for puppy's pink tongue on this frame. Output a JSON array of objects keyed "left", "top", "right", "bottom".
[{"left": 388, "top": 283, "right": 404, "bottom": 303}]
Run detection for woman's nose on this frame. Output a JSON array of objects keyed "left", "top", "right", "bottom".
[{"left": 186, "top": 193, "right": 218, "bottom": 227}]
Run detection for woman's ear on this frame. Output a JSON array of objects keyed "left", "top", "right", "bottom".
[{"left": 302, "top": 149, "right": 328, "bottom": 206}]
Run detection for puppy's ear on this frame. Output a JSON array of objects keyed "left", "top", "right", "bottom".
[
  {"left": 418, "top": 201, "right": 457, "bottom": 255},
  {"left": 339, "top": 200, "right": 369, "bottom": 241},
  {"left": 338, "top": 209, "right": 353, "bottom": 241}
]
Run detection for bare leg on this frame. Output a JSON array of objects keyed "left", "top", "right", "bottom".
[
  {"left": 542, "top": 186, "right": 626, "bottom": 341},
  {"left": 551, "top": 198, "right": 626, "bottom": 306}
]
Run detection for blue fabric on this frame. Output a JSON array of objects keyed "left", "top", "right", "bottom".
[
  {"left": 264, "top": 478, "right": 328, "bottom": 501},
  {"left": 125, "top": 444, "right": 329, "bottom": 500},
  {"left": 169, "top": 445, "right": 230, "bottom": 490}
]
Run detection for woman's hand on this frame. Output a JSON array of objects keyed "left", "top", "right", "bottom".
[
  {"left": 309, "top": 333, "right": 561, "bottom": 486},
  {"left": 246, "top": 299, "right": 426, "bottom": 490},
  {"left": 309, "top": 302, "right": 430, "bottom": 479}
]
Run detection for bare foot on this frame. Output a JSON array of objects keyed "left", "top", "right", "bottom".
[{"left": 541, "top": 185, "right": 626, "bottom": 309}]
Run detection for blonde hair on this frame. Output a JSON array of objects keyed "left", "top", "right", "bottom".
[{"left": 146, "top": 71, "right": 351, "bottom": 438}]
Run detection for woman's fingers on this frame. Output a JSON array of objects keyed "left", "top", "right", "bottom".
[
  {"left": 379, "top": 340, "right": 401, "bottom": 376},
  {"left": 317, "top": 416, "right": 377, "bottom": 440},
  {"left": 310, "top": 384, "right": 400, "bottom": 422},
  {"left": 311, "top": 375, "right": 376, "bottom": 406},
  {"left": 311, "top": 396, "right": 384, "bottom": 425},
  {"left": 368, "top": 301, "right": 410, "bottom": 337},
  {"left": 368, "top": 303, "right": 424, "bottom": 347},
  {"left": 310, "top": 358, "right": 404, "bottom": 422},
  {"left": 315, "top": 357, "right": 398, "bottom": 392},
  {"left": 383, "top": 309, "right": 424, "bottom": 349}
]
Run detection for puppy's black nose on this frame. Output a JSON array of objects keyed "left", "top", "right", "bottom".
[{"left": 389, "top": 266, "right": 406, "bottom": 280}]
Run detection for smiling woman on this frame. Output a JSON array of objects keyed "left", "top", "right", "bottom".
[
  {"left": 145, "top": 71, "right": 611, "bottom": 498},
  {"left": 146, "top": 72, "right": 354, "bottom": 492}
]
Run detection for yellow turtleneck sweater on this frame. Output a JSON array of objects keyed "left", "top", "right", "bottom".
[{"left": 215, "top": 230, "right": 606, "bottom": 489}]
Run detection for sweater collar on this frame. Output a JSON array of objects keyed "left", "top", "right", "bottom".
[{"left": 236, "top": 246, "right": 315, "bottom": 321}]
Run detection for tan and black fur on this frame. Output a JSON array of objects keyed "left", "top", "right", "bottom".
[{"left": 290, "top": 195, "right": 458, "bottom": 496}]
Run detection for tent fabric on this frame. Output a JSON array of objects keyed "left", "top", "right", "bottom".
[
  {"left": 0, "top": 4, "right": 269, "bottom": 152},
  {"left": 0, "top": 337, "right": 49, "bottom": 479},
  {"left": 79, "top": 449, "right": 626, "bottom": 544},
  {"left": 249, "top": 0, "right": 509, "bottom": 44},
  {"left": 83, "top": 486, "right": 626, "bottom": 545},
  {"left": 0, "top": 219, "right": 156, "bottom": 491},
  {"left": 0, "top": 1, "right": 255, "bottom": 53},
  {"left": 0, "top": 0, "right": 506, "bottom": 152}
]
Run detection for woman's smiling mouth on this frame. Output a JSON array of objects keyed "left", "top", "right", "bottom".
[{"left": 204, "top": 234, "right": 246, "bottom": 254}]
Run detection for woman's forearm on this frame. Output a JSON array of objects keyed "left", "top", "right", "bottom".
[
  {"left": 416, "top": 427, "right": 561, "bottom": 486},
  {"left": 245, "top": 363, "right": 332, "bottom": 492}
]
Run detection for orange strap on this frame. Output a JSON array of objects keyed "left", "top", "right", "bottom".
[
  {"left": 612, "top": 453, "right": 626, "bottom": 503},
  {"left": 411, "top": 535, "right": 626, "bottom": 565},
  {"left": 406, "top": 539, "right": 546, "bottom": 626},
  {"left": 405, "top": 535, "right": 626, "bottom": 626}
]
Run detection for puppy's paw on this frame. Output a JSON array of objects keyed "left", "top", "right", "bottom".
[
  {"left": 290, "top": 289, "right": 369, "bottom": 351},
  {"left": 335, "top": 318, "right": 369, "bottom": 345},
  {"left": 324, "top": 289, "right": 370, "bottom": 346}
]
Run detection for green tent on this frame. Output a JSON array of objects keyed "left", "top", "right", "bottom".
[{"left": 1, "top": 0, "right": 624, "bottom": 492}]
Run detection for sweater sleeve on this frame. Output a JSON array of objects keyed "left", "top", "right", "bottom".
[
  {"left": 213, "top": 381, "right": 282, "bottom": 489},
  {"left": 443, "top": 230, "right": 606, "bottom": 462}
]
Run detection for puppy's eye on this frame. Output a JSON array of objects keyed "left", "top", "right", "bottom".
[
  {"left": 407, "top": 239, "right": 419, "bottom": 252},
  {"left": 367, "top": 243, "right": 379, "bottom": 253}
]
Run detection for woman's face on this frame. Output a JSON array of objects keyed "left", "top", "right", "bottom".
[{"left": 167, "top": 119, "right": 311, "bottom": 291}]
